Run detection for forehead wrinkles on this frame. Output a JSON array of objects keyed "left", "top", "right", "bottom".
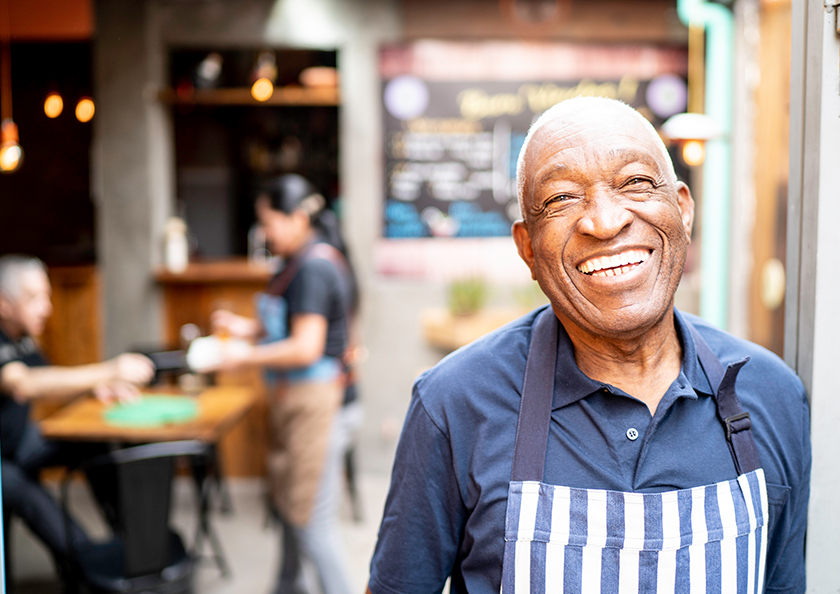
[
  {"left": 516, "top": 100, "right": 676, "bottom": 219},
  {"left": 527, "top": 126, "right": 665, "bottom": 193}
]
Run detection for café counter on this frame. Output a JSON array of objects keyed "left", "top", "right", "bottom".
[{"left": 155, "top": 259, "right": 274, "bottom": 477}]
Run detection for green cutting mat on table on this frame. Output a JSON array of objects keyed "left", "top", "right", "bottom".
[{"left": 104, "top": 395, "right": 199, "bottom": 427}]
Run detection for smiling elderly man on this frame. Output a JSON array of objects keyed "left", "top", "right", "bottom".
[{"left": 368, "top": 98, "right": 810, "bottom": 594}]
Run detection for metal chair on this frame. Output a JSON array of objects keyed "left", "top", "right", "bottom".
[{"left": 60, "top": 440, "right": 211, "bottom": 594}]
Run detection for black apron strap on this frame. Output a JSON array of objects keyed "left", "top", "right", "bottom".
[
  {"left": 511, "top": 308, "right": 558, "bottom": 483},
  {"left": 686, "top": 321, "right": 762, "bottom": 475}
]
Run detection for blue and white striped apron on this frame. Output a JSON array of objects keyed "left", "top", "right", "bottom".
[{"left": 501, "top": 309, "right": 768, "bottom": 593}]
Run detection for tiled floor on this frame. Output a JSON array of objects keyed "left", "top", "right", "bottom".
[{"left": 8, "top": 472, "right": 392, "bottom": 594}]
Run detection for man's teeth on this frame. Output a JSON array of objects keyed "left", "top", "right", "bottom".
[{"left": 578, "top": 249, "right": 650, "bottom": 276}]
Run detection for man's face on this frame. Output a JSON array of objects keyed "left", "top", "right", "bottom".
[
  {"left": 0, "top": 268, "right": 53, "bottom": 338},
  {"left": 513, "top": 106, "right": 694, "bottom": 339}
]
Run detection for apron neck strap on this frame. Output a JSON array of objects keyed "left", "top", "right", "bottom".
[
  {"left": 685, "top": 321, "right": 762, "bottom": 475},
  {"left": 510, "top": 308, "right": 558, "bottom": 483},
  {"left": 510, "top": 310, "right": 763, "bottom": 483}
]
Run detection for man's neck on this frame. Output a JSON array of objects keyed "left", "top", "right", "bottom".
[
  {"left": 0, "top": 318, "right": 23, "bottom": 342},
  {"left": 557, "top": 309, "right": 683, "bottom": 415}
]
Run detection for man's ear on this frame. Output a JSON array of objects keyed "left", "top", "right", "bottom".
[
  {"left": 512, "top": 221, "right": 537, "bottom": 281},
  {"left": 675, "top": 182, "right": 695, "bottom": 243}
]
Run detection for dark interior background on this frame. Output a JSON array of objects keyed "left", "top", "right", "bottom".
[
  {"left": 170, "top": 48, "right": 339, "bottom": 258},
  {"left": 0, "top": 42, "right": 94, "bottom": 265}
]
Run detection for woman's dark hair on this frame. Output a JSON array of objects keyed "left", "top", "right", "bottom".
[
  {"left": 258, "top": 174, "right": 346, "bottom": 254},
  {"left": 259, "top": 174, "right": 358, "bottom": 312}
]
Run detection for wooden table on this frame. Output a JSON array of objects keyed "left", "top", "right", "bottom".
[
  {"left": 38, "top": 386, "right": 256, "bottom": 443},
  {"left": 38, "top": 386, "right": 256, "bottom": 577}
]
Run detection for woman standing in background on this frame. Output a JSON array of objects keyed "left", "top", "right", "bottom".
[{"left": 208, "top": 174, "right": 356, "bottom": 594}]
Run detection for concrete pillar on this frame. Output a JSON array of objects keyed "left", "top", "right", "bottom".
[{"left": 93, "top": 0, "right": 172, "bottom": 355}]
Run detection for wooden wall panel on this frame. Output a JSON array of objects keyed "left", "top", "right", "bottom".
[
  {"left": 32, "top": 265, "right": 102, "bottom": 419},
  {"left": 40, "top": 265, "right": 102, "bottom": 366},
  {"left": 750, "top": 0, "right": 790, "bottom": 355}
]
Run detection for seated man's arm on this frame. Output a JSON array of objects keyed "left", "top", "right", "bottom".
[{"left": 0, "top": 353, "right": 154, "bottom": 403}]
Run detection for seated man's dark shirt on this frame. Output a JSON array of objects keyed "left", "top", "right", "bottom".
[{"left": 0, "top": 327, "right": 47, "bottom": 460}]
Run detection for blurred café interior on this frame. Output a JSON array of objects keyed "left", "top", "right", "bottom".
[{"left": 0, "top": 0, "right": 802, "bottom": 591}]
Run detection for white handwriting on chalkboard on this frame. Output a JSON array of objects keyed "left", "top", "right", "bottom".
[{"left": 457, "top": 76, "right": 640, "bottom": 121}]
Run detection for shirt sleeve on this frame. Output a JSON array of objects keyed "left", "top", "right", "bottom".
[
  {"left": 369, "top": 384, "right": 466, "bottom": 594},
  {"left": 0, "top": 341, "right": 21, "bottom": 370},
  {"left": 764, "top": 387, "right": 810, "bottom": 594},
  {"left": 285, "top": 258, "right": 336, "bottom": 320}
]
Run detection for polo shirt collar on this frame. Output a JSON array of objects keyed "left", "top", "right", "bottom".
[{"left": 550, "top": 308, "right": 714, "bottom": 410}]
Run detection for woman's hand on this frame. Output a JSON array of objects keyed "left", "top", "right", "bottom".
[
  {"left": 210, "top": 309, "right": 261, "bottom": 340},
  {"left": 193, "top": 338, "right": 255, "bottom": 373}
]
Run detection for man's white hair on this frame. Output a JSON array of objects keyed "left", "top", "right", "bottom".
[
  {"left": 515, "top": 96, "right": 676, "bottom": 218},
  {"left": 0, "top": 255, "right": 47, "bottom": 300}
]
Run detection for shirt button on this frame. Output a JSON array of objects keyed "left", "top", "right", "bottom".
[{"left": 626, "top": 428, "right": 639, "bottom": 441}]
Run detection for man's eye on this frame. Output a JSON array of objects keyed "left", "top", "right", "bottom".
[
  {"left": 625, "top": 177, "right": 654, "bottom": 188},
  {"left": 547, "top": 193, "right": 573, "bottom": 204}
]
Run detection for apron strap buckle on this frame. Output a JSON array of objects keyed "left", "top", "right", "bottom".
[{"left": 724, "top": 411, "right": 751, "bottom": 441}]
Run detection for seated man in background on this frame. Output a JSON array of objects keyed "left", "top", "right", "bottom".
[{"left": 0, "top": 254, "right": 154, "bottom": 588}]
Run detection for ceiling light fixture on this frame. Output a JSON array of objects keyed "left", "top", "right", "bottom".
[
  {"left": 44, "top": 92, "right": 63, "bottom": 118},
  {"left": 0, "top": 0, "right": 22, "bottom": 173},
  {"left": 0, "top": 119, "right": 22, "bottom": 172},
  {"left": 75, "top": 97, "right": 95, "bottom": 123},
  {"left": 662, "top": 112, "right": 723, "bottom": 168}
]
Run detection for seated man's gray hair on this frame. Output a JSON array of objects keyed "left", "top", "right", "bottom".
[{"left": 0, "top": 255, "right": 47, "bottom": 299}]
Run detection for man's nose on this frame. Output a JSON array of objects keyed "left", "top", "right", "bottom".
[{"left": 575, "top": 192, "right": 634, "bottom": 239}]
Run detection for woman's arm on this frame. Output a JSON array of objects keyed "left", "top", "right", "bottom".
[
  {"left": 213, "top": 313, "right": 328, "bottom": 371},
  {"left": 210, "top": 309, "right": 263, "bottom": 340}
]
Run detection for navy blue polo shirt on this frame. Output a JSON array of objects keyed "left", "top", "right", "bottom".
[{"left": 369, "top": 307, "right": 810, "bottom": 594}]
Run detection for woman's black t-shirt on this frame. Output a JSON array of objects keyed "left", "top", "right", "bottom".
[{"left": 282, "top": 249, "right": 353, "bottom": 360}]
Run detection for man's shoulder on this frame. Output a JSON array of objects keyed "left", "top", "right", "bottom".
[
  {"left": 682, "top": 312, "right": 800, "bottom": 382},
  {"left": 0, "top": 332, "right": 42, "bottom": 368},
  {"left": 680, "top": 311, "right": 807, "bottom": 421},
  {"left": 412, "top": 307, "right": 543, "bottom": 423}
]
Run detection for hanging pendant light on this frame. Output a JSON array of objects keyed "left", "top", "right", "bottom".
[
  {"left": 75, "top": 97, "right": 95, "bottom": 122},
  {"left": 44, "top": 92, "right": 64, "bottom": 118},
  {"left": 0, "top": 0, "right": 22, "bottom": 174},
  {"left": 0, "top": 119, "right": 22, "bottom": 172}
]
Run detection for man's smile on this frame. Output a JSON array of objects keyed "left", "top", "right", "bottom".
[{"left": 577, "top": 248, "right": 651, "bottom": 277}]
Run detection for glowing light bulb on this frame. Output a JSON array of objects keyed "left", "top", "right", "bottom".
[
  {"left": 44, "top": 93, "right": 64, "bottom": 118},
  {"left": 0, "top": 120, "right": 23, "bottom": 173},
  {"left": 75, "top": 97, "right": 95, "bottom": 123},
  {"left": 0, "top": 142, "right": 22, "bottom": 172},
  {"left": 682, "top": 140, "right": 705, "bottom": 167},
  {"left": 251, "top": 78, "right": 274, "bottom": 102}
]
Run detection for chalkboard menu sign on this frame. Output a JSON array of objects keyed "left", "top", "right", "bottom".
[{"left": 380, "top": 41, "right": 688, "bottom": 239}]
